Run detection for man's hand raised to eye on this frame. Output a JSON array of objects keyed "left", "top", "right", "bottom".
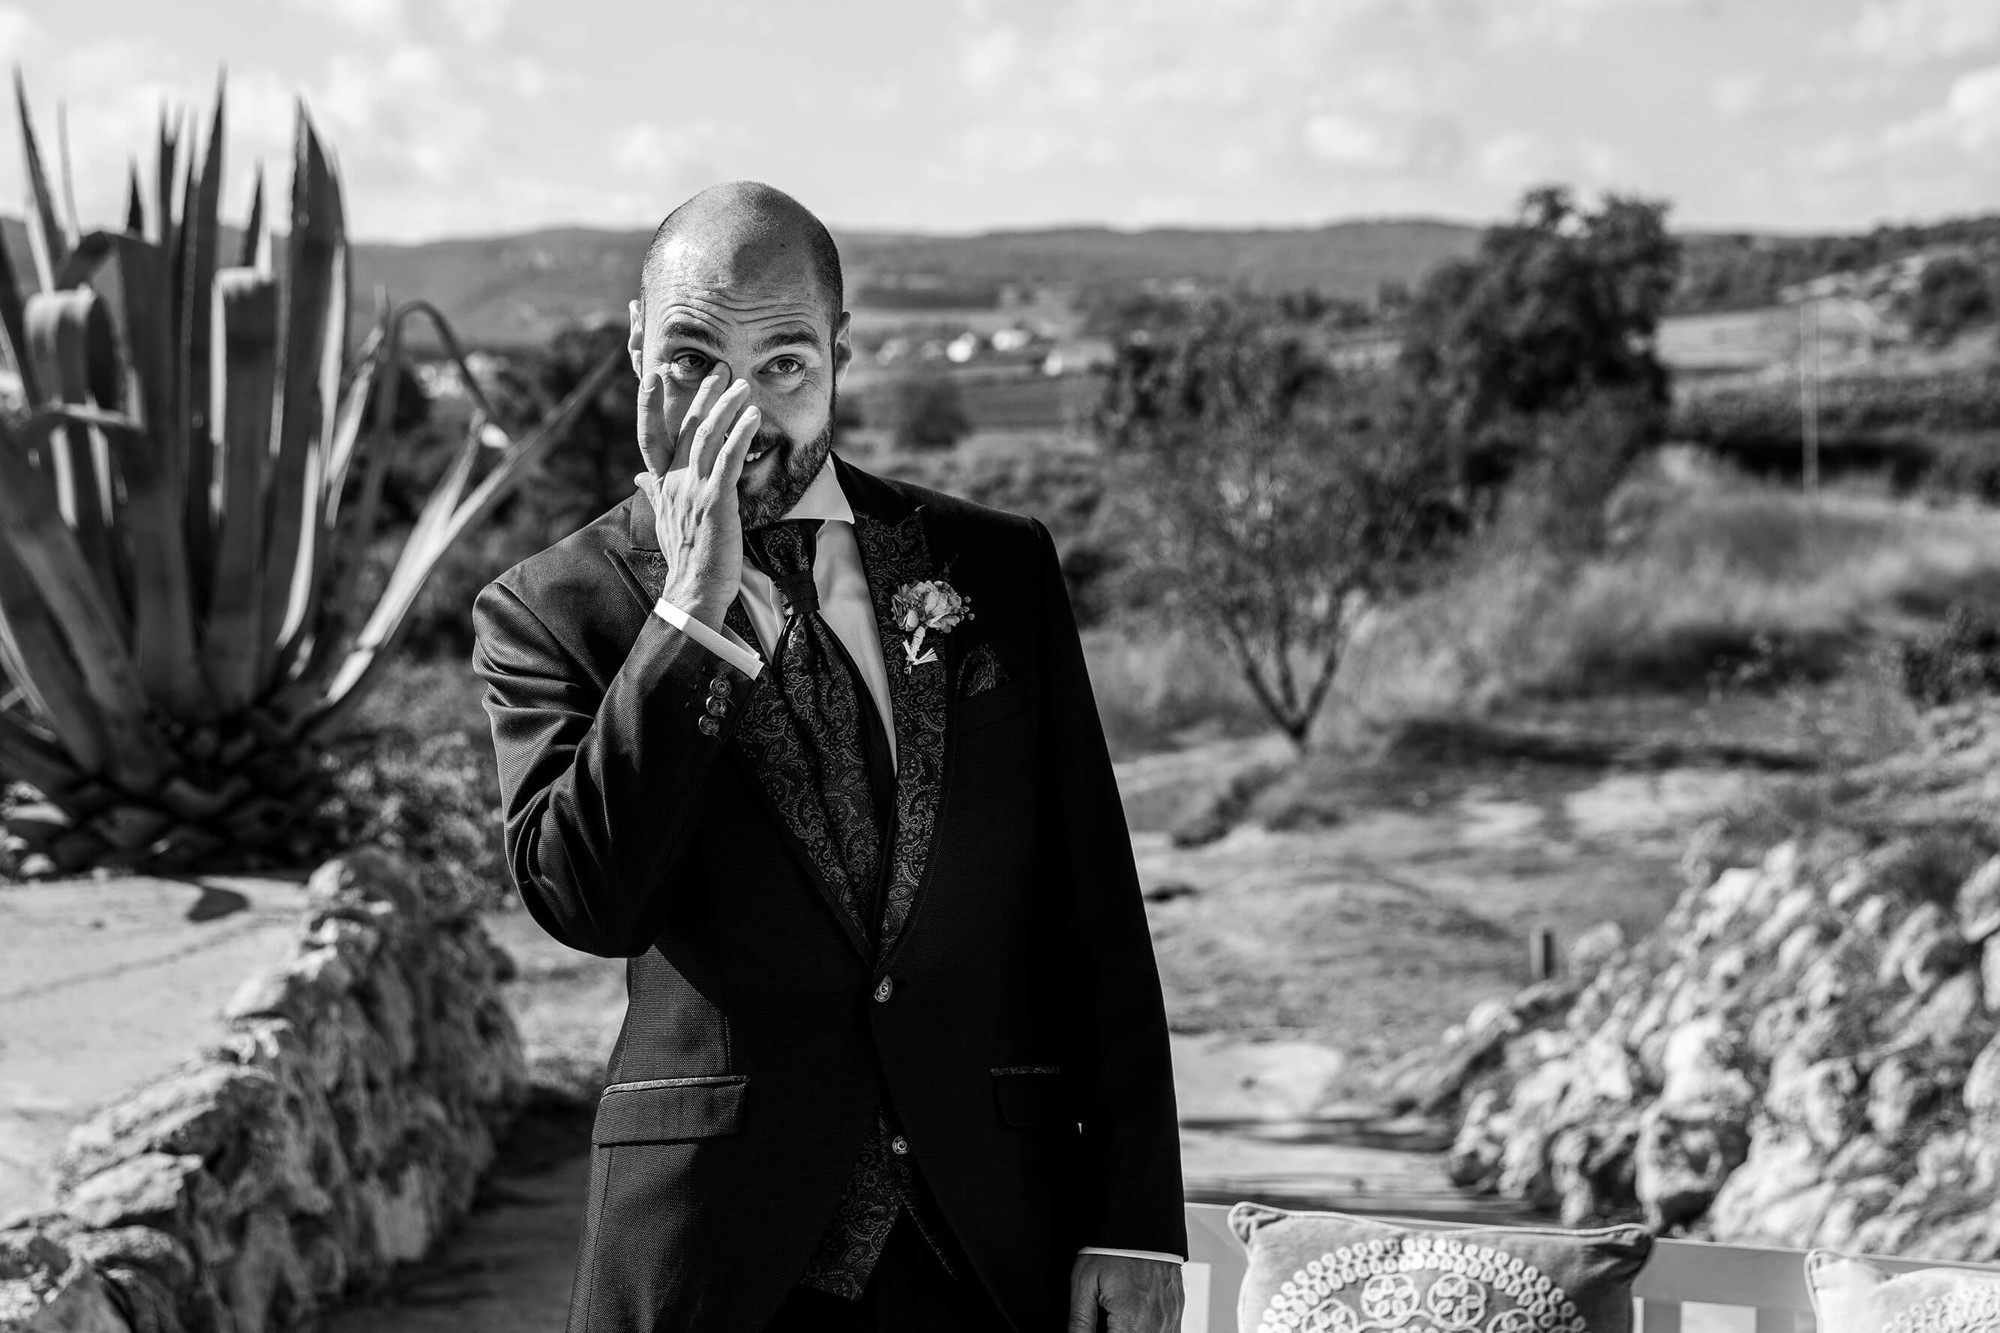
[
  {"left": 1068, "top": 1253, "right": 1184, "bottom": 1333},
  {"left": 631, "top": 362, "right": 761, "bottom": 632}
]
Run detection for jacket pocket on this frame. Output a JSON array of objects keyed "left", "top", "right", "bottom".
[
  {"left": 592, "top": 1074, "right": 748, "bottom": 1145},
  {"left": 991, "top": 1065, "right": 1068, "bottom": 1128},
  {"left": 956, "top": 680, "right": 1029, "bottom": 734}
]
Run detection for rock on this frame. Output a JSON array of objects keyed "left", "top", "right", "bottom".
[
  {"left": 1956, "top": 854, "right": 2000, "bottom": 941},
  {"left": 58, "top": 1063, "right": 279, "bottom": 1188},
  {"left": 1765, "top": 1057, "right": 1861, "bottom": 1153},
  {"left": 1965, "top": 1033, "right": 2000, "bottom": 1118},
  {"left": 1984, "top": 937, "right": 2000, "bottom": 1013},
  {"left": 1813, "top": 1176, "right": 1902, "bottom": 1250},
  {"left": 1567, "top": 922, "right": 1627, "bottom": 981},
  {"left": 307, "top": 848, "right": 424, "bottom": 925},
  {"left": 1866, "top": 1052, "right": 1940, "bottom": 1145},
  {"left": 224, "top": 947, "right": 359, "bottom": 1024},
  {"left": 0, "top": 1229, "right": 127, "bottom": 1333},
  {"left": 60, "top": 1154, "right": 213, "bottom": 1234},
  {"left": 1706, "top": 1134, "right": 1832, "bottom": 1244},
  {"left": 1904, "top": 972, "right": 1989, "bottom": 1063},
  {"left": 1879, "top": 901, "right": 1974, "bottom": 996},
  {"left": 1446, "top": 1089, "right": 1507, "bottom": 1190},
  {"left": 1658, "top": 1016, "right": 1754, "bottom": 1111},
  {"left": 1635, "top": 1100, "right": 1753, "bottom": 1231}
]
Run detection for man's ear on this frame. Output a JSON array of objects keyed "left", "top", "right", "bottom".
[
  {"left": 831, "top": 309, "right": 853, "bottom": 387},
  {"left": 627, "top": 299, "right": 645, "bottom": 378}
]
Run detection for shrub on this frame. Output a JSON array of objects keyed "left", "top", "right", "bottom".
[
  {"left": 1901, "top": 603, "right": 2000, "bottom": 707},
  {"left": 892, "top": 370, "right": 972, "bottom": 450}
]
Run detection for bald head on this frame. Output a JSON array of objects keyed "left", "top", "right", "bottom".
[{"left": 638, "top": 181, "right": 843, "bottom": 329}]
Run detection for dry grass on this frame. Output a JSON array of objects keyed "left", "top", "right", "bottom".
[{"left": 1332, "top": 457, "right": 2000, "bottom": 753}]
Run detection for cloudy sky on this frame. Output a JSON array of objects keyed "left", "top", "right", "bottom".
[{"left": 3, "top": 0, "right": 1997, "bottom": 243}]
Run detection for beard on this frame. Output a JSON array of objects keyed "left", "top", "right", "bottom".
[{"left": 737, "top": 390, "right": 837, "bottom": 531}]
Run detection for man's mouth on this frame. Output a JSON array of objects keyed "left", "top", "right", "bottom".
[{"left": 744, "top": 436, "right": 781, "bottom": 467}]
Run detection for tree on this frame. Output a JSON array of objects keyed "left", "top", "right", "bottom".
[
  {"left": 1906, "top": 255, "right": 1997, "bottom": 346},
  {"left": 1099, "top": 301, "right": 1464, "bottom": 751},
  {"left": 1399, "top": 186, "right": 1680, "bottom": 521},
  {"left": 893, "top": 368, "right": 972, "bottom": 451}
]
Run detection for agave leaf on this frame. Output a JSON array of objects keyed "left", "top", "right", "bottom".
[
  {"left": 0, "top": 201, "right": 41, "bottom": 404},
  {"left": 14, "top": 71, "right": 70, "bottom": 291},
  {"left": 0, "top": 532, "right": 108, "bottom": 775},
  {"left": 125, "top": 160, "right": 144, "bottom": 234},
  {"left": 63, "top": 236, "right": 211, "bottom": 719},
  {"left": 346, "top": 289, "right": 401, "bottom": 559},
  {"left": 154, "top": 104, "right": 178, "bottom": 250},
  {"left": 203, "top": 268, "right": 278, "bottom": 714},
  {"left": 0, "top": 408, "right": 168, "bottom": 790},
  {"left": 259, "top": 111, "right": 341, "bottom": 689},
  {"left": 273, "top": 224, "right": 347, "bottom": 660},
  {"left": 306, "top": 345, "right": 624, "bottom": 738},
  {"left": 0, "top": 705, "right": 85, "bottom": 797},
  {"left": 54, "top": 102, "right": 79, "bottom": 243},
  {"left": 179, "top": 83, "right": 225, "bottom": 613},
  {"left": 239, "top": 165, "right": 264, "bottom": 270},
  {"left": 22, "top": 289, "right": 127, "bottom": 633}
]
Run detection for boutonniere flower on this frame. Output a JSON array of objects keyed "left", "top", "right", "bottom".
[{"left": 890, "top": 579, "right": 972, "bottom": 672}]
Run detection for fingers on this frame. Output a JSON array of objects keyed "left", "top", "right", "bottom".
[
  {"left": 635, "top": 370, "right": 672, "bottom": 476},
  {"left": 714, "top": 405, "right": 762, "bottom": 491},
  {"left": 692, "top": 377, "right": 752, "bottom": 480},
  {"left": 677, "top": 360, "right": 733, "bottom": 472}
]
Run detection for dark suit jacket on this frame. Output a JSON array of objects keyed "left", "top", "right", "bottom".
[{"left": 471, "top": 455, "right": 1185, "bottom": 1333}]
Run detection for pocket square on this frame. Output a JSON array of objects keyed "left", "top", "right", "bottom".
[{"left": 957, "top": 642, "right": 1010, "bottom": 697}]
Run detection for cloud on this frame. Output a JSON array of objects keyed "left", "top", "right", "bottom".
[
  {"left": 1476, "top": 131, "right": 1629, "bottom": 191},
  {"left": 1849, "top": 0, "right": 2000, "bottom": 63},
  {"left": 1894, "top": 61, "right": 2000, "bottom": 150},
  {"left": 441, "top": 0, "right": 512, "bottom": 43},
  {"left": 296, "top": 0, "right": 405, "bottom": 37}
]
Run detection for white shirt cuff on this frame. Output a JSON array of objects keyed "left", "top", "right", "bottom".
[
  {"left": 1078, "top": 1247, "right": 1187, "bottom": 1264},
  {"left": 653, "top": 596, "right": 764, "bottom": 679}
]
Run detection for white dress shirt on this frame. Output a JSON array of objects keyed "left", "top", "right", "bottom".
[{"left": 652, "top": 457, "right": 1183, "bottom": 1267}]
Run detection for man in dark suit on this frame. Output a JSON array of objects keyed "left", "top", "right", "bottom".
[{"left": 472, "top": 181, "right": 1185, "bottom": 1332}]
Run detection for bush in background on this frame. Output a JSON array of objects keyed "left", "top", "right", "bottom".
[
  {"left": 1901, "top": 602, "right": 2000, "bottom": 707},
  {"left": 892, "top": 368, "right": 973, "bottom": 450}
]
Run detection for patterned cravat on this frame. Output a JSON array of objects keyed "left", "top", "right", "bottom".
[{"left": 742, "top": 520, "right": 895, "bottom": 940}]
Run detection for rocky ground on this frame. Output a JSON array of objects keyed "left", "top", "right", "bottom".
[{"left": 1399, "top": 702, "right": 2000, "bottom": 1258}]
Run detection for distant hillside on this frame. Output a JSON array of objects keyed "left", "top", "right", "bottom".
[
  {"left": 342, "top": 220, "right": 1488, "bottom": 348},
  {"left": 5, "top": 210, "right": 1998, "bottom": 352}
]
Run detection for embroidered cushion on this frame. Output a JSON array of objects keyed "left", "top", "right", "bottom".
[
  {"left": 1806, "top": 1249, "right": 2000, "bottom": 1333},
  {"left": 1228, "top": 1203, "right": 1653, "bottom": 1333}
]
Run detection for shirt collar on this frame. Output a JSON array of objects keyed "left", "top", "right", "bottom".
[{"left": 779, "top": 453, "right": 854, "bottom": 526}]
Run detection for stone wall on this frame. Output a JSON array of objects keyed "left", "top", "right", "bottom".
[
  {"left": 1393, "top": 825, "right": 2000, "bottom": 1260},
  {"left": 0, "top": 848, "right": 528, "bottom": 1333}
]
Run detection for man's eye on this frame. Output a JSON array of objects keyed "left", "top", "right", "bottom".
[
  {"left": 668, "top": 351, "right": 710, "bottom": 377},
  {"left": 766, "top": 357, "right": 804, "bottom": 377}
]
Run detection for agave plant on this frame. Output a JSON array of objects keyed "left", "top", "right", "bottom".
[{"left": 0, "top": 77, "right": 622, "bottom": 874}]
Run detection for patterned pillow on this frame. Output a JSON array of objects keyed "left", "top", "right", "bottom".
[
  {"left": 1228, "top": 1203, "right": 1654, "bottom": 1333},
  {"left": 1806, "top": 1250, "right": 2000, "bottom": 1333}
]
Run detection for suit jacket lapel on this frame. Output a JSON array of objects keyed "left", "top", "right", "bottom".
[
  {"left": 852, "top": 505, "right": 950, "bottom": 964},
  {"left": 609, "top": 506, "right": 874, "bottom": 963}
]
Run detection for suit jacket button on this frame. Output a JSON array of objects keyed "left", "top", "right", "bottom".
[
  {"left": 709, "top": 674, "right": 732, "bottom": 698},
  {"left": 889, "top": 1135, "right": 909, "bottom": 1156},
  {"left": 697, "top": 716, "right": 721, "bottom": 738},
  {"left": 706, "top": 696, "right": 729, "bottom": 718},
  {"left": 873, "top": 977, "right": 893, "bottom": 1003}
]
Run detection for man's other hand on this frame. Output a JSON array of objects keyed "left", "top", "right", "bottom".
[{"left": 1067, "top": 1253, "right": 1183, "bottom": 1333}]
